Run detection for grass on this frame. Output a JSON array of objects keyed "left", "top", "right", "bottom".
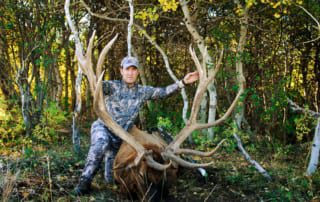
[
  {"left": 0, "top": 169, "right": 19, "bottom": 202},
  {"left": 0, "top": 132, "right": 320, "bottom": 202}
]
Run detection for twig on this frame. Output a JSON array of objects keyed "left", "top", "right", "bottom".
[
  {"left": 46, "top": 155, "right": 53, "bottom": 201},
  {"left": 297, "top": 5, "right": 320, "bottom": 44},
  {"left": 204, "top": 184, "right": 217, "bottom": 202},
  {"left": 141, "top": 183, "right": 153, "bottom": 202}
]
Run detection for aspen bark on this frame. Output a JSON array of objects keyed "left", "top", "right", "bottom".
[
  {"left": 65, "top": 0, "right": 84, "bottom": 154},
  {"left": 127, "top": 0, "right": 134, "bottom": 56},
  {"left": 72, "top": 65, "right": 82, "bottom": 154},
  {"left": 306, "top": 118, "right": 320, "bottom": 176},
  {"left": 54, "top": 65, "right": 63, "bottom": 104},
  {"left": 207, "top": 78, "right": 217, "bottom": 139}
]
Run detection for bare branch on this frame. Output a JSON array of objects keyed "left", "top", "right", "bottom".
[
  {"left": 287, "top": 98, "right": 320, "bottom": 118},
  {"left": 233, "top": 133, "right": 272, "bottom": 181},
  {"left": 80, "top": 0, "right": 128, "bottom": 23},
  {"left": 297, "top": 5, "right": 320, "bottom": 44}
]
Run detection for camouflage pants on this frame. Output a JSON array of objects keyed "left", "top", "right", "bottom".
[{"left": 79, "top": 120, "right": 122, "bottom": 184}]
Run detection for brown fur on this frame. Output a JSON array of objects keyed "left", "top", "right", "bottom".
[{"left": 113, "top": 126, "right": 178, "bottom": 199}]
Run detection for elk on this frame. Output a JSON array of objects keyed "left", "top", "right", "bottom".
[{"left": 71, "top": 27, "right": 244, "bottom": 200}]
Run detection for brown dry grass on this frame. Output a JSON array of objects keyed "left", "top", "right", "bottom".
[{"left": 1, "top": 169, "right": 19, "bottom": 202}]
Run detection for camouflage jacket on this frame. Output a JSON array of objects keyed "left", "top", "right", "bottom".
[{"left": 97, "top": 80, "right": 180, "bottom": 131}]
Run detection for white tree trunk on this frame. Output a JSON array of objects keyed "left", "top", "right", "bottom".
[
  {"left": 18, "top": 83, "right": 32, "bottom": 136},
  {"left": 16, "top": 53, "right": 35, "bottom": 136},
  {"left": 306, "top": 118, "right": 320, "bottom": 176},
  {"left": 65, "top": 0, "right": 84, "bottom": 154},
  {"left": 72, "top": 65, "right": 82, "bottom": 154},
  {"left": 199, "top": 91, "right": 208, "bottom": 133},
  {"left": 207, "top": 82, "right": 217, "bottom": 140},
  {"left": 54, "top": 65, "right": 63, "bottom": 104},
  {"left": 127, "top": 0, "right": 134, "bottom": 56}
]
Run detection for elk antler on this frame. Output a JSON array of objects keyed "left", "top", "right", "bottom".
[
  {"left": 76, "top": 31, "right": 170, "bottom": 171},
  {"left": 161, "top": 45, "right": 244, "bottom": 168}
]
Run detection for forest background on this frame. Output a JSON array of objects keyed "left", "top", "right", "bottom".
[{"left": 0, "top": 0, "right": 320, "bottom": 201}]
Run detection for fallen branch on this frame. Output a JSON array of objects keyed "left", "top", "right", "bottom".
[
  {"left": 233, "top": 133, "right": 272, "bottom": 181},
  {"left": 287, "top": 98, "right": 320, "bottom": 118}
]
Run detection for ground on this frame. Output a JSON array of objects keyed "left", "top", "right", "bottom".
[{"left": 1, "top": 130, "right": 320, "bottom": 202}]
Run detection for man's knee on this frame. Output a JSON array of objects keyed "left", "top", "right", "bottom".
[{"left": 88, "top": 139, "right": 109, "bottom": 159}]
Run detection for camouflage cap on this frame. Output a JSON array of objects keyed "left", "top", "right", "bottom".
[{"left": 121, "top": 56, "right": 139, "bottom": 69}]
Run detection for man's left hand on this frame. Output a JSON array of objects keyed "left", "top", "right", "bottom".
[{"left": 183, "top": 71, "right": 199, "bottom": 84}]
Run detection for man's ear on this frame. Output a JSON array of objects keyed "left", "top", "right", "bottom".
[{"left": 120, "top": 68, "right": 123, "bottom": 75}]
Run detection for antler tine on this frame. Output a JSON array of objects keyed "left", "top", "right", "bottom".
[
  {"left": 195, "top": 85, "right": 244, "bottom": 130},
  {"left": 202, "top": 46, "right": 209, "bottom": 77},
  {"left": 190, "top": 49, "right": 225, "bottom": 126},
  {"left": 162, "top": 151, "right": 214, "bottom": 168},
  {"left": 163, "top": 139, "right": 225, "bottom": 168},
  {"left": 95, "top": 70, "right": 107, "bottom": 108},
  {"left": 189, "top": 44, "right": 204, "bottom": 79},
  {"left": 188, "top": 85, "right": 204, "bottom": 123},
  {"left": 96, "top": 34, "right": 119, "bottom": 78},
  {"left": 85, "top": 31, "right": 97, "bottom": 92},
  {"left": 174, "top": 139, "right": 226, "bottom": 156},
  {"left": 187, "top": 45, "right": 213, "bottom": 122},
  {"left": 129, "top": 155, "right": 172, "bottom": 171},
  {"left": 206, "top": 48, "right": 224, "bottom": 86}
]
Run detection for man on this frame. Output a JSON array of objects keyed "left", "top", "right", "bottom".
[{"left": 75, "top": 56, "right": 199, "bottom": 195}]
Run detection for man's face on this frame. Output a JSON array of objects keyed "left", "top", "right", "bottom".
[{"left": 120, "top": 66, "right": 139, "bottom": 86}]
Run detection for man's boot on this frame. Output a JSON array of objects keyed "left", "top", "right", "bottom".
[{"left": 74, "top": 177, "right": 91, "bottom": 195}]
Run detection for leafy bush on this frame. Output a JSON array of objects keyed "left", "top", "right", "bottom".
[
  {"left": 32, "top": 102, "right": 69, "bottom": 144},
  {"left": 0, "top": 99, "right": 69, "bottom": 155},
  {"left": 0, "top": 98, "right": 25, "bottom": 148},
  {"left": 294, "top": 113, "right": 315, "bottom": 142}
]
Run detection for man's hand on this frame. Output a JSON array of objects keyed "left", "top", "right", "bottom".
[{"left": 183, "top": 71, "right": 199, "bottom": 84}]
